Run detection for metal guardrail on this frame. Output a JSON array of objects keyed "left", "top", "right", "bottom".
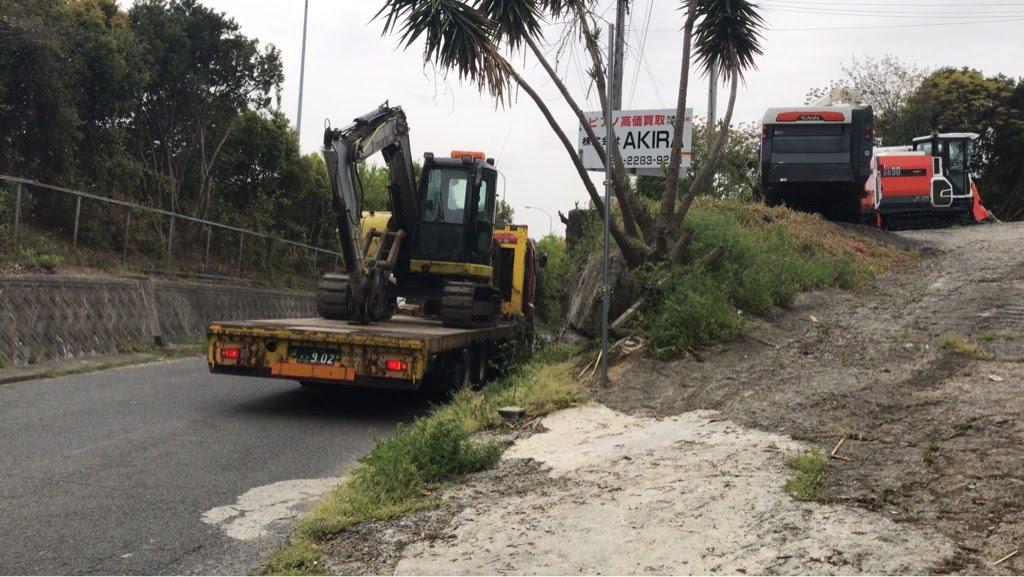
[{"left": 0, "top": 174, "right": 342, "bottom": 277}]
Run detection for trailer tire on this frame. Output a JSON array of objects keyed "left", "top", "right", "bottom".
[
  {"left": 450, "top": 349, "right": 472, "bottom": 390},
  {"left": 471, "top": 342, "right": 489, "bottom": 387}
]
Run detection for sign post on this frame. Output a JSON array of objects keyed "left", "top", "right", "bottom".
[{"left": 601, "top": 24, "right": 614, "bottom": 389}]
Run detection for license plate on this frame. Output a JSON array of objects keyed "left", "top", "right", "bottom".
[{"left": 292, "top": 347, "right": 339, "bottom": 365}]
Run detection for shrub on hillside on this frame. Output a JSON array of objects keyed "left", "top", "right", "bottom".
[{"left": 625, "top": 199, "right": 908, "bottom": 358}]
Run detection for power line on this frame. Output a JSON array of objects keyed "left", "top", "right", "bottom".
[
  {"left": 627, "top": 0, "right": 654, "bottom": 109},
  {"left": 640, "top": 16, "right": 1024, "bottom": 32},
  {"left": 762, "top": 0, "right": 1024, "bottom": 6},
  {"left": 762, "top": 5, "right": 1024, "bottom": 17}
]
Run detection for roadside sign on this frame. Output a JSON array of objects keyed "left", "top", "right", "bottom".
[{"left": 578, "top": 108, "right": 693, "bottom": 177}]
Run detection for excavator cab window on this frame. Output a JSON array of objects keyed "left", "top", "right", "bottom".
[{"left": 423, "top": 168, "right": 470, "bottom": 223}]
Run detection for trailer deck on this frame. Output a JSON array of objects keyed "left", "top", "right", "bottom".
[{"left": 207, "top": 314, "right": 519, "bottom": 389}]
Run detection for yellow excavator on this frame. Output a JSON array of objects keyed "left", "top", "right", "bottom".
[{"left": 318, "top": 102, "right": 537, "bottom": 327}]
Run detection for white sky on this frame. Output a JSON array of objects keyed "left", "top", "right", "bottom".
[{"left": 161, "top": 0, "right": 1024, "bottom": 237}]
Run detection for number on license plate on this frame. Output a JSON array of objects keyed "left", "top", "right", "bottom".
[{"left": 293, "top": 348, "right": 338, "bottom": 365}]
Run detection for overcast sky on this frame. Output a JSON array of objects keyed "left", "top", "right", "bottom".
[{"left": 167, "top": 0, "right": 1024, "bottom": 237}]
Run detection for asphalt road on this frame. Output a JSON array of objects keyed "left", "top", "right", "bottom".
[{"left": 0, "top": 357, "right": 426, "bottom": 575}]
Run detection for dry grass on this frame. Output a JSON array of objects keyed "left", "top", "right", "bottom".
[{"left": 938, "top": 333, "right": 993, "bottom": 361}]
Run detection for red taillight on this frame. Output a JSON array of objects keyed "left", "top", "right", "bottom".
[
  {"left": 865, "top": 125, "right": 875, "bottom": 138},
  {"left": 221, "top": 347, "right": 241, "bottom": 360},
  {"left": 384, "top": 359, "right": 407, "bottom": 372}
]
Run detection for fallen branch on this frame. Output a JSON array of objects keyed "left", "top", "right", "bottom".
[
  {"left": 610, "top": 299, "right": 644, "bottom": 333},
  {"left": 830, "top": 437, "right": 846, "bottom": 457},
  {"left": 991, "top": 550, "right": 1018, "bottom": 567}
]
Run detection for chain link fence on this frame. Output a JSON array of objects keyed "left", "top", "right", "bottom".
[{"left": 0, "top": 175, "right": 342, "bottom": 288}]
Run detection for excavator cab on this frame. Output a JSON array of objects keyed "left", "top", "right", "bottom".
[{"left": 413, "top": 151, "right": 497, "bottom": 269}]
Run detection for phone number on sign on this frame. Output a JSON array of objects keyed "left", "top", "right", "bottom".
[{"left": 623, "top": 154, "right": 670, "bottom": 167}]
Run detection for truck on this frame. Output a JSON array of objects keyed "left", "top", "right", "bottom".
[{"left": 207, "top": 103, "right": 540, "bottom": 390}]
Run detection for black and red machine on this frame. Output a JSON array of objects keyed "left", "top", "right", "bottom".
[{"left": 862, "top": 133, "right": 992, "bottom": 229}]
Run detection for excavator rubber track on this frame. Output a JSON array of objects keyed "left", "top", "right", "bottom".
[{"left": 441, "top": 282, "right": 501, "bottom": 328}]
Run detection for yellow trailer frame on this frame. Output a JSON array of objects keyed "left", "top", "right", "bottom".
[{"left": 207, "top": 315, "right": 519, "bottom": 389}]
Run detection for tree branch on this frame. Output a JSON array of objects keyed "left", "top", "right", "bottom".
[
  {"left": 674, "top": 75, "right": 739, "bottom": 227},
  {"left": 657, "top": 5, "right": 697, "bottom": 235},
  {"left": 504, "top": 61, "right": 643, "bottom": 267}
]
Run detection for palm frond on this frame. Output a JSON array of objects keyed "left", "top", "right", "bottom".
[
  {"left": 690, "top": 0, "right": 764, "bottom": 81},
  {"left": 475, "top": 0, "right": 543, "bottom": 49},
  {"left": 376, "top": 0, "right": 512, "bottom": 101}
]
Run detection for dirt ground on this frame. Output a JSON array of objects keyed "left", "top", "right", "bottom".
[
  {"left": 322, "top": 222, "right": 1024, "bottom": 575},
  {"left": 599, "top": 222, "right": 1024, "bottom": 574}
]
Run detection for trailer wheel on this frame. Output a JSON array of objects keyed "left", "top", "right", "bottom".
[
  {"left": 471, "top": 342, "right": 490, "bottom": 387},
  {"left": 450, "top": 349, "right": 472, "bottom": 390}
]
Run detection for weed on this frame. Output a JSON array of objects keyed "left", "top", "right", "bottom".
[
  {"left": 117, "top": 341, "right": 153, "bottom": 354},
  {"left": 938, "top": 334, "right": 992, "bottom": 361},
  {"left": 259, "top": 345, "right": 581, "bottom": 575},
  {"left": 784, "top": 447, "right": 835, "bottom": 503},
  {"left": 922, "top": 441, "right": 941, "bottom": 464},
  {"left": 632, "top": 199, "right": 910, "bottom": 359},
  {"left": 949, "top": 418, "right": 977, "bottom": 439},
  {"left": 977, "top": 332, "right": 996, "bottom": 342}
]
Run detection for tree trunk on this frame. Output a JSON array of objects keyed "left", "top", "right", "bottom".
[
  {"left": 657, "top": 6, "right": 697, "bottom": 239},
  {"left": 504, "top": 63, "right": 643, "bottom": 267},
  {"left": 522, "top": 35, "right": 640, "bottom": 239},
  {"left": 674, "top": 75, "right": 739, "bottom": 228},
  {"left": 575, "top": 6, "right": 657, "bottom": 244}
]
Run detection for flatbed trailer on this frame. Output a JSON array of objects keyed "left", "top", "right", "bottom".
[{"left": 207, "top": 314, "right": 520, "bottom": 390}]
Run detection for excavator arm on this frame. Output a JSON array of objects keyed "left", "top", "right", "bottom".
[{"left": 321, "top": 103, "right": 417, "bottom": 322}]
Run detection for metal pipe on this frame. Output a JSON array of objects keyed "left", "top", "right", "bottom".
[
  {"left": 0, "top": 175, "right": 340, "bottom": 256},
  {"left": 296, "top": 0, "right": 310, "bottom": 141},
  {"left": 122, "top": 208, "right": 131, "bottom": 262},
  {"left": 237, "top": 232, "right": 245, "bottom": 272},
  {"left": 601, "top": 24, "right": 614, "bottom": 388},
  {"left": 72, "top": 196, "right": 82, "bottom": 249},
  {"left": 166, "top": 215, "right": 175, "bottom": 261},
  {"left": 12, "top": 182, "right": 22, "bottom": 242},
  {"left": 524, "top": 205, "right": 553, "bottom": 236},
  {"left": 205, "top": 225, "right": 212, "bottom": 269}
]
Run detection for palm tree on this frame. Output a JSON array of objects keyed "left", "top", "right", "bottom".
[{"left": 375, "top": 0, "right": 764, "bottom": 266}]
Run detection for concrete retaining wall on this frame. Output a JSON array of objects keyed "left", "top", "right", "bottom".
[{"left": 0, "top": 274, "right": 315, "bottom": 367}]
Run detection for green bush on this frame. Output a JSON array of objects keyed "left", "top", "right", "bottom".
[
  {"left": 352, "top": 417, "right": 500, "bottom": 506},
  {"left": 784, "top": 448, "right": 834, "bottom": 502},
  {"left": 633, "top": 198, "right": 902, "bottom": 359},
  {"left": 534, "top": 235, "right": 569, "bottom": 327}
]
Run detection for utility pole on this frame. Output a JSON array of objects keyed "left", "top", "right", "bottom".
[
  {"left": 296, "top": 0, "right": 310, "bottom": 141},
  {"left": 611, "top": 0, "right": 627, "bottom": 111},
  {"left": 601, "top": 24, "right": 614, "bottom": 389},
  {"left": 706, "top": 60, "right": 718, "bottom": 135}
]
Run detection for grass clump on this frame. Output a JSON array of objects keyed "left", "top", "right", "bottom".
[
  {"left": 636, "top": 199, "right": 911, "bottom": 358},
  {"left": 938, "top": 333, "right": 993, "bottom": 360},
  {"left": 784, "top": 447, "right": 835, "bottom": 503},
  {"left": 260, "top": 344, "right": 581, "bottom": 575}
]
